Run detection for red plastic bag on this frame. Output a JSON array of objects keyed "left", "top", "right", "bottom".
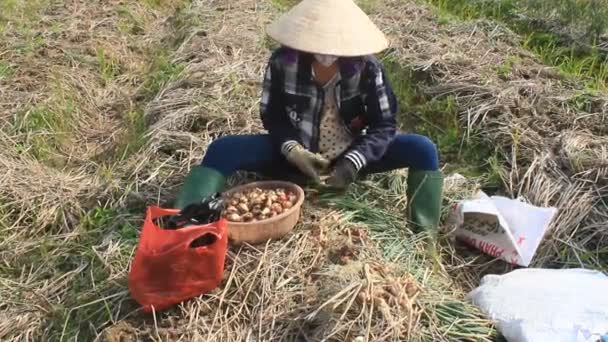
[{"left": 128, "top": 206, "right": 228, "bottom": 313}]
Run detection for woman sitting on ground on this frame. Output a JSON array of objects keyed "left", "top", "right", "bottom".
[{"left": 174, "top": 0, "right": 444, "bottom": 234}]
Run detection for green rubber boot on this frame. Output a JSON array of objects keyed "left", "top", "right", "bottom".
[
  {"left": 174, "top": 166, "right": 226, "bottom": 210},
  {"left": 407, "top": 169, "right": 444, "bottom": 268},
  {"left": 407, "top": 170, "right": 444, "bottom": 233}
]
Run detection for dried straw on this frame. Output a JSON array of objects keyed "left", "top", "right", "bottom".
[{"left": 373, "top": 0, "right": 608, "bottom": 271}]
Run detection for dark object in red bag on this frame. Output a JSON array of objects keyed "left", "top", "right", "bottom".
[
  {"left": 128, "top": 206, "right": 228, "bottom": 313},
  {"left": 163, "top": 192, "right": 225, "bottom": 229}
]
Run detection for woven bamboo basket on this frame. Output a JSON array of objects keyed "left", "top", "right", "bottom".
[{"left": 223, "top": 181, "right": 305, "bottom": 245}]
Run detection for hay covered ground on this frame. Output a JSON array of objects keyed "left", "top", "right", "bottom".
[{"left": 0, "top": 0, "right": 606, "bottom": 341}]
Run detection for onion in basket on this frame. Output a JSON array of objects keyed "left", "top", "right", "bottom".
[{"left": 224, "top": 187, "right": 297, "bottom": 222}]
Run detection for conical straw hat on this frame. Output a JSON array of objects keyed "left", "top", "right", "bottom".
[{"left": 267, "top": 0, "right": 389, "bottom": 57}]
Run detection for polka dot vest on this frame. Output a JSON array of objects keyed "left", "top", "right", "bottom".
[{"left": 317, "top": 73, "right": 354, "bottom": 161}]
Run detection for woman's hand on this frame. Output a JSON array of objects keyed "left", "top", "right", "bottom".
[
  {"left": 326, "top": 159, "right": 357, "bottom": 190},
  {"left": 286, "top": 144, "right": 330, "bottom": 183}
]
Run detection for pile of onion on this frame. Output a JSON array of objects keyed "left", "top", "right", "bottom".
[{"left": 223, "top": 187, "right": 297, "bottom": 222}]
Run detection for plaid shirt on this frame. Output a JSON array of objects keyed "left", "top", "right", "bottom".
[{"left": 260, "top": 47, "right": 397, "bottom": 170}]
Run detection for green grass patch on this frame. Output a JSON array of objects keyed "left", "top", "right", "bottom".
[
  {"left": 381, "top": 55, "right": 501, "bottom": 186},
  {"left": 0, "top": 206, "right": 140, "bottom": 341},
  {"left": 118, "top": 1, "right": 196, "bottom": 42},
  {"left": 0, "top": 0, "right": 53, "bottom": 35},
  {"left": 0, "top": 60, "right": 14, "bottom": 79},
  {"left": 94, "top": 108, "right": 148, "bottom": 165},
  {"left": 141, "top": 52, "right": 185, "bottom": 100},
  {"left": 495, "top": 55, "right": 521, "bottom": 80},
  {"left": 262, "top": 34, "right": 280, "bottom": 51},
  {"left": 140, "top": 0, "right": 189, "bottom": 11},
  {"left": 96, "top": 48, "right": 183, "bottom": 162},
  {"left": 97, "top": 48, "right": 122, "bottom": 85},
  {"left": 520, "top": 0, "right": 608, "bottom": 43},
  {"left": 111, "top": 2, "right": 194, "bottom": 161},
  {"left": 117, "top": 109, "right": 148, "bottom": 161},
  {"left": 116, "top": 4, "right": 147, "bottom": 35},
  {"left": 429, "top": 0, "right": 608, "bottom": 42},
  {"left": 567, "top": 90, "right": 600, "bottom": 111},
  {"left": 271, "top": 0, "right": 299, "bottom": 11},
  {"left": 171, "top": 6, "right": 203, "bottom": 45},
  {"left": 355, "top": 0, "right": 377, "bottom": 14},
  {"left": 271, "top": 0, "right": 376, "bottom": 14},
  {"left": 13, "top": 92, "right": 77, "bottom": 164},
  {"left": 10, "top": 29, "right": 46, "bottom": 55},
  {"left": 271, "top": 0, "right": 376, "bottom": 13},
  {"left": 430, "top": 0, "right": 518, "bottom": 21},
  {"left": 427, "top": 0, "right": 608, "bottom": 90},
  {"left": 140, "top": 0, "right": 163, "bottom": 9},
  {"left": 523, "top": 32, "right": 608, "bottom": 89}
]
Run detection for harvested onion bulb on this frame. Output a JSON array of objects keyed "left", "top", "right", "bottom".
[{"left": 223, "top": 187, "right": 297, "bottom": 222}]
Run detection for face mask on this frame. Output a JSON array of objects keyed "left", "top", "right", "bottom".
[{"left": 314, "top": 54, "right": 338, "bottom": 67}]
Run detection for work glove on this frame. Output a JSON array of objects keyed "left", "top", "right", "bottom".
[
  {"left": 326, "top": 158, "right": 358, "bottom": 190},
  {"left": 286, "top": 144, "right": 330, "bottom": 183}
]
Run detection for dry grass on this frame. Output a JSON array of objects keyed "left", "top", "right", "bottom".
[
  {"left": 0, "top": 0, "right": 196, "bottom": 340},
  {"left": 0, "top": 0, "right": 496, "bottom": 339},
  {"left": 100, "top": 211, "right": 425, "bottom": 341},
  {"left": 103, "top": 0, "right": 494, "bottom": 339},
  {"left": 1, "top": 0, "right": 606, "bottom": 340},
  {"left": 370, "top": 0, "right": 607, "bottom": 274}
]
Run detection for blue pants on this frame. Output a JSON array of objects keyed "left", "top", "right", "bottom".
[{"left": 201, "top": 133, "right": 439, "bottom": 178}]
